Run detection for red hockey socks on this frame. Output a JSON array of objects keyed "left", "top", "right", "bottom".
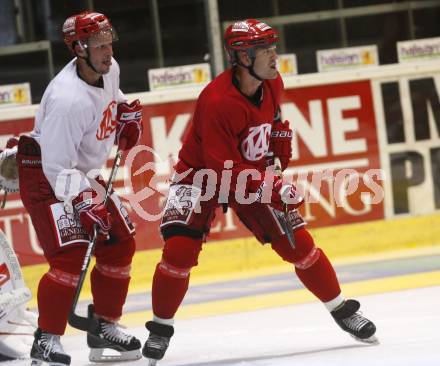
[
  {"left": 91, "top": 236, "right": 135, "bottom": 320},
  {"left": 37, "top": 272, "right": 76, "bottom": 335},
  {"left": 295, "top": 249, "right": 341, "bottom": 302},
  {"left": 272, "top": 228, "right": 341, "bottom": 302},
  {"left": 91, "top": 265, "right": 131, "bottom": 321},
  {"left": 152, "top": 262, "right": 191, "bottom": 319},
  {"left": 152, "top": 236, "right": 202, "bottom": 319}
]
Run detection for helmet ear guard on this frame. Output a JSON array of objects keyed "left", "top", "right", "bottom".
[{"left": 225, "top": 48, "right": 257, "bottom": 68}]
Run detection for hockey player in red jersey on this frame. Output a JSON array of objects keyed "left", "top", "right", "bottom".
[
  {"left": 16, "top": 11, "right": 143, "bottom": 365},
  {"left": 143, "top": 19, "right": 377, "bottom": 364}
]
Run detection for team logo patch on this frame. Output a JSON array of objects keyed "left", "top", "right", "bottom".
[
  {"left": 241, "top": 123, "right": 271, "bottom": 161},
  {"left": 96, "top": 101, "right": 118, "bottom": 140},
  {"left": 50, "top": 202, "right": 89, "bottom": 247},
  {"left": 161, "top": 184, "right": 202, "bottom": 227}
]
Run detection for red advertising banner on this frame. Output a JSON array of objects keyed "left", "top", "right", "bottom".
[
  {"left": 0, "top": 80, "right": 384, "bottom": 266},
  {"left": 281, "top": 80, "right": 384, "bottom": 227}
]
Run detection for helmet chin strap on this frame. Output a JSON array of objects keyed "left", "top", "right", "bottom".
[
  {"left": 235, "top": 49, "right": 264, "bottom": 81},
  {"left": 82, "top": 51, "right": 102, "bottom": 74},
  {"left": 75, "top": 42, "right": 101, "bottom": 74},
  {"left": 247, "top": 61, "right": 263, "bottom": 81}
]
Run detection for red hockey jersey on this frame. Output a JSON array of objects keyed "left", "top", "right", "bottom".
[{"left": 176, "top": 68, "right": 283, "bottom": 195}]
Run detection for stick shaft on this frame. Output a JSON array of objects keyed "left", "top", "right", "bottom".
[
  {"left": 274, "top": 157, "right": 296, "bottom": 249},
  {"left": 68, "top": 148, "right": 124, "bottom": 331}
]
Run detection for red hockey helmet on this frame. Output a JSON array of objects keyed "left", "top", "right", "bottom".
[
  {"left": 62, "top": 11, "right": 117, "bottom": 50},
  {"left": 224, "top": 19, "right": 278, "bottom": 62}
]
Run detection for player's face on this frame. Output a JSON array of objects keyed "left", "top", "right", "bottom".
[
  {"left": 253, "top": 45, "right": 278, "bottom": 80},
  {"left": 87, "top": 32, "right": 114, "bottom": 74}
]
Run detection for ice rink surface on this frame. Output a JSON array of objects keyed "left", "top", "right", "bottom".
[{"left": 3, "top": 285, "right": 439, "bottom": 366}]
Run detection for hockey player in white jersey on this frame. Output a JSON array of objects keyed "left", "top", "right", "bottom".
[{"left": 15, "top": 11, "right": 143, "bottom": 365}]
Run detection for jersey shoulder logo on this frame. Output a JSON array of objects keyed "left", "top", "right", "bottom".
[
  {"left": 96, "top": 101, "right": 117, "bottom": 141},
  {"left": 240, "top": 123, "right": 271, "bottom": 161}
]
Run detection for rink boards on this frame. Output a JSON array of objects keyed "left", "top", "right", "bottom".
[{"left": 19, "top": 212, "right": 440, "bottom": 311}]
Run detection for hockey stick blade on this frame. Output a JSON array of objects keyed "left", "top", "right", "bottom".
[
  {"left": 273, "top": 208, "right": 296, "bottom": 249},
  {"left": 68, "top": 148, "right": 124, "bottom": 332},
  {"left": 68, "top": 310, "right": 96, "bottom": 332}
]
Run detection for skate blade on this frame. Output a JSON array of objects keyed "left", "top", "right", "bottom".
[
  {"left": 148, "top": 358, "right": 158, "bottom": 366},
  {"left": 31, "top": 359, "right": 67, "bottom": 366},
  {"left": 351, "top": 334, "right": 380, "bottom": 345},
  {"left": 89, "top": 348, "right": 142, "bottom": 362}
]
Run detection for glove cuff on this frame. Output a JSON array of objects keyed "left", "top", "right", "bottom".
[{"left": 72, "top": 189, "right": 97, "bottom": 213}]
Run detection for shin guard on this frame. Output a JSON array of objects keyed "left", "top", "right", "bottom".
[
  {"left": 91, "top": 237, "right": 136, "bottom": 321},
  {"left": 37, "top": 271, "right": 78, "bottom": 335},
  {"left": 272, "top": 228, "right": 341, "bottom": 302},
  {"left": 152, "top": 236, "right": 202, "bottom": 319},
  {"left": 91, "top": 265, "right": 131, "bottom": 321}
]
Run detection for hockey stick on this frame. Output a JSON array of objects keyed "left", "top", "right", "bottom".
[
  {"left": 68, "top": 146, "right": 124, "bottom": 332},
  {"left": 274, "top": 157, "right": 296, "bottom": 249}
]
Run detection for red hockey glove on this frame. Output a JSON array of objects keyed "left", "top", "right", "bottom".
[
  {"left": 252, "top": 174, "right": 303, "bottom": 212},
  {"left": 269, "top": 120, "right": 292, "bottom": 171},
  {"left": 5, "top": 137, "right": 18, "bottom": 150},
  {"left": 72, "top": 189, "right": 111, "bottom": 240},
  {"left": 115, "top": 99, "right": 143, "bottom": 151}
]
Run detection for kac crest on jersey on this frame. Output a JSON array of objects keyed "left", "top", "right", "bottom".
[
  {"left": 96, "top": 100, "right": 117, "bottom": 140},
  {"left": 240, "top": 123, "right": 271, "bottom": 161}
]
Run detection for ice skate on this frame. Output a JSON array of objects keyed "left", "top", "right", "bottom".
[
  {"left": 142, "top": 321, "right": 174, "bottom": 366},
  {"left": 30, "top": 328, "right": 71, "bottom": 366},
  {"left": 331, "top": 299, "right": 378, "bottom": 344},
  {"left": 87, "top": 305, "right": 141, "bottom": 362}
]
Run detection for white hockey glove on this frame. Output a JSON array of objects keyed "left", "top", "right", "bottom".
[{"left": 0, "top": 138, "right": 19, "bottom": 200}]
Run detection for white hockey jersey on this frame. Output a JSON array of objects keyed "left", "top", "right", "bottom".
[{"left": 32, "top": 57, "right": 126, "bottom": 203}]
